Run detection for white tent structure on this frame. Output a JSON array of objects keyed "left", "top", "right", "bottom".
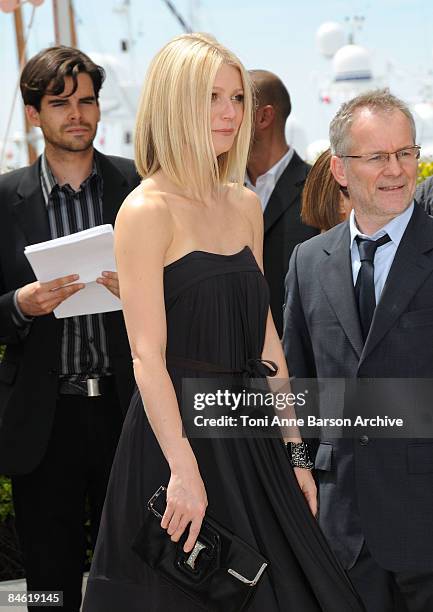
[{"left": 88, "top": 52, "right": 140, "bottom": 159}]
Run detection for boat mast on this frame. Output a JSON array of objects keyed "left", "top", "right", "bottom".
[
  {"left": 13, "top": 4, "right": 37, "bottom": 164},
  {"left": 52, "top": 0, "right": 77, "bottom": 47},
  {"left": 161, "top": 0, "right": 192, "bottom": 33}
]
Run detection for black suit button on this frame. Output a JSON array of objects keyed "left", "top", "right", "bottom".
[{"left": 359, "top": 435, "right": 369, "bottom": 446}]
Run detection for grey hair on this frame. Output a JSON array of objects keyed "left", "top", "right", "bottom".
[{"left": 329, "top": 88, "right": 416, "bottom": 156}]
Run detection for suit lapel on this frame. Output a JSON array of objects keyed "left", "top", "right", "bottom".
[
  {"left": 263, "top": 151, "right": 308, "bottom": 234},
  {"left": 13, "top": 151, "right": 132, "bottom": 243},
  {"left": 13, "top": 157, "right": 51, "bottom": 246},
  {"left": 95, "top": 150, "right": 133, "bottom": 225},
  {"left": 319, "top": 223, "right": 364, "bottom": 360},
  {"left": 360, "top": 204, "right": 433, "bottom": 363}
]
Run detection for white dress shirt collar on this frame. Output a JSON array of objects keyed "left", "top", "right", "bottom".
[
  {"left": 349, "top": 202, "right": 414, "bottom": 249},
  {"left": 245, "top": 148, "right": 295, "bottom": 211}
]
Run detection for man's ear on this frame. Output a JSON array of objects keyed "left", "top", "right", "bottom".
[
  {"left": 330, "top": 154, "right": 348, "bottom": 188},
  {"left": 255, "top": 104, "right": 275, "bottom": 130},
  {"left": 25, "top": 105, "right": 41, "bottom": 128}
]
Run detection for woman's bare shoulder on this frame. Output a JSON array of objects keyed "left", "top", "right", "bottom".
[
  {"left": 116, "top": 177, "right": 175, "bottom": 251},
  {"left": 225, "top": 184, "right": 262, "bottom": 228},
  {"left": 225, "top": 183, "right": 261, "bottom": 212},
  {"left": 120, "top": 177, "right": 169, "bottom": 213},
  {"left": 118, "top": 177, "right": 173, "bottom": 228}
]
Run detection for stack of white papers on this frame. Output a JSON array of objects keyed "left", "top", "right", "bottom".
[{"left": 24, "top": 224, "right": 122, "bottom": 319}]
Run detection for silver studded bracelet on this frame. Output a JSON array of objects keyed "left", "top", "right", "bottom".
[{"left": 286, "top": 442, "right": 314, "bottom": 470}]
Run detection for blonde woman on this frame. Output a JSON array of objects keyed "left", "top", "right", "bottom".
[{"left": 83, "top": 34, "right": 363, "bottom": 612}]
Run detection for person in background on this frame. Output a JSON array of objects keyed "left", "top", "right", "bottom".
[
  {"left": 415, "top": 172, "right": 433, "bottom": 214},
  {"left": 246, "top": 70, "right": 318, "bottom": 336},
  {"left": 301, "top": 148, "right": 352, "bottom": 231},
  {"left": 0, "top": 46, "right": 138, "bottom": 611}
]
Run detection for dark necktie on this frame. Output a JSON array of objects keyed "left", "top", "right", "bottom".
[{"left": 355, "top": 233, "right": 391, "bottom": 341}]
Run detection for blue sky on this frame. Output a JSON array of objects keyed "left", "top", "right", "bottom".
[{"left": 1, "top": 0, "right": 433, "bottom": 164}]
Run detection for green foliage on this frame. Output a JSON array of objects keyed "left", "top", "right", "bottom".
[
  {"left": 0, "top": 348, "right": 92, "bottom": 576},
  {"left": 0, "top": 350, "right": 21, "bottom": 579},
  {"left": 0, "top": 342, "right": 12, "bottom": 522},
  {"left": 418, "top": 161, "right": 433, "bottom": 184},
  {"left": 0, "top": 476, "right": 13, "bottom": 521},
  {"left": 0, "top": 476, "right": 22, "bottom": 581}
]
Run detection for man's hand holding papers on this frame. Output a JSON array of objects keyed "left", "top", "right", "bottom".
[
  {"left": 17, "top": 273, "right": 85, "bottom": 317},
  {"left": 23, "top": 225, "right": 123, "bottom": 318}
]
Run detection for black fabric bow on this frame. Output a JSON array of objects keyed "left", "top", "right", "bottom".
[{"left": 242, "top": 359, "right": 278, "bottom": 378}]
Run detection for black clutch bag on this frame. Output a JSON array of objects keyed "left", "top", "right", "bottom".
[{"left": 131, "top": 485, "right": 268, "bottom": 612}]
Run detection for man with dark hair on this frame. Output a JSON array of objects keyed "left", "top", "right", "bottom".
[
  {"left": 20, "top": 45, "right": 105, "bottom": 110},
  {"left": 0, "top": 46, "right": 139, "bottom": 611},
  {"left": 284, "top": 89, "right": 433, "bottom": 610},
  {"left": 246, "top": 70, "right": 318, "bottom": 337}
]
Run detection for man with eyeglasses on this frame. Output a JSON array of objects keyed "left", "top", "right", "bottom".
[{"left": 283, "top": 89, "right": 433, "bottom": 611}]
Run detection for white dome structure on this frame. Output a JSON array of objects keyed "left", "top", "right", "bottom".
[
  {"left": 332, "top": 44, "right": 372, "bottom": 82},
  {"left": 316, "top": 22, "right": 345, "bottom": 58},
  {"left": 413, "top": 102, "right": 433, "bottom": 122},
  {"left": 305, "top": 139, "right": 330, "bottom": 164}
]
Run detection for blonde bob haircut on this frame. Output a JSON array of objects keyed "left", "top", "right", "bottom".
[{"left": 135, "top": 33, "right": 253, "bottom": 198}]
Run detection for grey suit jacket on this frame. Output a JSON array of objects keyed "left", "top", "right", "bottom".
[{"left": 283, "top": 202, "right": 433, "bottom": 572}]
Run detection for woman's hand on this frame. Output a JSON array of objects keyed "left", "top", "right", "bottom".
[
  {"left": 161, "top": 468, "right": 208, "bottom": 553},
  {"left": 293, "top": 467, "right": 317, "bottom": 517}
]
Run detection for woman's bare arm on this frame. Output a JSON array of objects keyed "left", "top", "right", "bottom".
[
  {"left": 115, "top": 186, "right": 207, "bottom": 551},
  {"left": 241, "top": 188, "right": 317, "bottom": 516}
]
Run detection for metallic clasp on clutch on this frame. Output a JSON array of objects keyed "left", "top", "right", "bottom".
[
  {"left": 185, "top": 540, "right": 207, "bottom": 570},
  {"left": 228, "top": 563, "right": 268, "bottom": 587},
  {"left": 147, "top": 485, "right": 166, "bottom": 519}
]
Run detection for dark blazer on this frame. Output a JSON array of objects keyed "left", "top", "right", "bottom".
[
  {"left": 0, "top": 151, "right": 140, "bottom": 475},
  {"left": 283, "top": 203, "right": 433, "bottom": 572},
  {"left": 262, "top": 151, "right": 318, "bottom": 336}
]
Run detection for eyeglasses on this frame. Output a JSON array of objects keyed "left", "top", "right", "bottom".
[{"left": 340, "top": 145, "right": 421, "bottom": 167}]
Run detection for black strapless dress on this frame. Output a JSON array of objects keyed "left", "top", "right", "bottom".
[{"left": 83, "top": 247, "right": 363, "bottom": 611}]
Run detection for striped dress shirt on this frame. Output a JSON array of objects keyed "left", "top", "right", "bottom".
[{"left": 40, "top": 153, "right": 111, "bottom": 384}]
